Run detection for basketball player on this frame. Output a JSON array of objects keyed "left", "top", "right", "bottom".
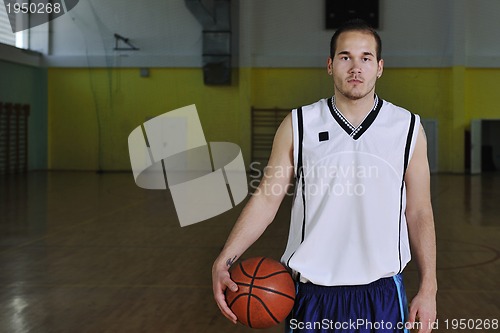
[{"left": 212, "top": 19, "right": 437, "bottom": 333}]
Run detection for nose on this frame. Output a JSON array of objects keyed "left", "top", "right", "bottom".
[{"left": 349, "top": 61, "right": 362, "bottom": 74}]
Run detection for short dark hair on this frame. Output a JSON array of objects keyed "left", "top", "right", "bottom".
[{"left": 330, "top": 19, "right": 382, "bottom": 61}]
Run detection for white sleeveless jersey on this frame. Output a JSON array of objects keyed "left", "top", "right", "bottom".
[{"left": 281, "top": 96, "right": 420, "bottom": 286}]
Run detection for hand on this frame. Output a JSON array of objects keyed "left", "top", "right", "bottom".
[
  {"left": 212, "top": 261, "right": 239, "bottom": 324},
  {"left": 407, "top": 291, "right": 437, "bottom": 333}
]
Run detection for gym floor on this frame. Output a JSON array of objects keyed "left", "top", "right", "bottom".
[{"left": 0, "top": 171, "right": 499, "bottom": 332}]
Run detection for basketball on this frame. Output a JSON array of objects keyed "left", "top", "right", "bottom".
[{"left": 225, "top": 256, "right": 296, "bottom": 329}]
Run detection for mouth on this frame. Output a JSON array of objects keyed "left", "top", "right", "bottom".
[{"left": 347, "top": 78, "right": 363, "bottom": 84}]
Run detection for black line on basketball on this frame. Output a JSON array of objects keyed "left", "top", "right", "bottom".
[
  {"left": 239, "top": 259, "right": 263, "bottom": 280},
  {"left": 233, "top": 282, "right": 295, "bottom": 301},
  {"left": 227, "top": 292, "right": 250, "bottom": 308},
  {"left": 249, "top": 294, "right": 280, "bottom": 325},
  {"left": 253, "top": 270, "right": 291, "bottom": 279},
  {"left": 234, "top": 268, "right": 288, "bottom": 282},
  {"left": 247, "top": 257, "right": 267, "bottom": 328},
  {"left": 238, "top": 262, "right": 254, "bottom": 279},
  {"left": 249, "top": 285, "right": 296, "bottom": 301}
]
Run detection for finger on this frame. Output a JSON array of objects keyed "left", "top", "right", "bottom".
[
  {"left": 419, "top": 325, "right": 431, "bottom": 333},
  {"left": 408, "top": 304, "right": 418, "bottom": 324},
  {"left": 224, "top": 277, "right": 238, "bottom": 292},
  {"left": 215, "top": 293, "right": 238, "bottom": 323},
  {"left": 417, "top": 314, "right": 434, "bottom": 333},
  {"left": 219, "top": 303, "right": 237, "bottom": 324},
  {"left": 405, "top": 309, "right": 418, "bottom": 331}
]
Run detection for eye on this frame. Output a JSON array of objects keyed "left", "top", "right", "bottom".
[
  {"left": 363, "top": 57, "right": 371, "bottom": 62},
  {"left": 341, "top": 56, "right": 349, "bottom": 61}
]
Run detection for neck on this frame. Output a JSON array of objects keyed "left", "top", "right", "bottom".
[
  {"left": 333, "top": 92, "right": 376, "bottom": 127},
  {"left": 334, "top": 92, "right": 376, "bottom": 116}
]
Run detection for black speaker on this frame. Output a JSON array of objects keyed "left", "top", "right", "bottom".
[
  {"left": 203, "top": 56, "right": 231, "bottom": 85},
  {"left": 325, "top": 0, "right": 379, "bottom": 29},
  {"left": 202, "top": 31, "right": 232, "bottom": 85}
]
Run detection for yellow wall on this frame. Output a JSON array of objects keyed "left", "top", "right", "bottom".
[
  {"left": 48, "top": 68, "right": 250, "bottom": 170},
  {"left": 466, "top": 69, "right": 500, "bottom": 121},
  {"left": 377, "top": 68, "right": 455, "bottom": 172},
  {"left": 251, "top": 68, "right": 332, "bottom": 109},
  {"left": 48, "top": 67, "right": 500, "bottom": 172}
]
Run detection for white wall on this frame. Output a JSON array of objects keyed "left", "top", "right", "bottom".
[
  {"left": 245, "top": 0, "right": 456, "bottom": 68},
  {"left": 378, "top": 0, "right": 455, "bottom": 67},
  {"left": 466, "top": 0, "right": 500, "bottom": 67},
  {"left": 46, "top": 0, "right": 203, "bottom": 67},
  {"left": 39, "top": 0, "right": 500, "bottom": 68}
]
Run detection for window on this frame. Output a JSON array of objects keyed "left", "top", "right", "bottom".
[{"left": 0, "top": 3, "right": 27, "bottom": 48}]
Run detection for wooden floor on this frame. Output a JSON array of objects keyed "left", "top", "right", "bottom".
[{"left": 0, "top": 172, "right": 499, "bottom": 333}]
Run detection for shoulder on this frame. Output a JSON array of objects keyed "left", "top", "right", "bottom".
[
  {"left": 380, "top": 99, "right": 420, "bottom": 123},
  {"left": 382, "top": 99, "right": 416, "bottom": 116},
  {"left": 297, "top": 98, "right": 329, "bottom": 113},
  {"left": 292, "top": 98, "right": 330, "bottom": 126}
]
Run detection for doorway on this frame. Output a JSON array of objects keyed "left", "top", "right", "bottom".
[{"left": 469, "top": 119, "right": 500, "bottom": 174}]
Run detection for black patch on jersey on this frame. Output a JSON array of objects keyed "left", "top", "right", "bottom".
[{"left": 318, "top": 131, "right": 329, "bottom": 142}]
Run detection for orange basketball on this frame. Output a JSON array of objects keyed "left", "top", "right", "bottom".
[{"left": 225, "top": 256, "right": 296, "bottom": 329}]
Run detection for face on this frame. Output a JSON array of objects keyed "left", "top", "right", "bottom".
[{"left": 327, "top": 31, "right": 384, "bottom": 101}]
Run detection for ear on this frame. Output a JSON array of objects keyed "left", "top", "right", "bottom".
[
  {"left": 327, "top": 57, "right": 333, "bottom": 75},
  {"left": 377, "top": 59, "right": 384, "bottom": 78}
]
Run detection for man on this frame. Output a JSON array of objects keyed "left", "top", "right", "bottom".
[{"left": 212, "top": 19, "right": 437, "bottom": 333}]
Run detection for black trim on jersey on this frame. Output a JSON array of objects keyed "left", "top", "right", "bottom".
[
  {"left": 297, "top": 107, "right": 306, "bottom": 244},
  {"left": 286, "top": 107, "right": 306, "bottom": 278},
  {"left": 353, "top": 98, "right": 382, "bottom": 139},
  {"left": 403, "top": 113, "right": 417, "bottom": 177},
  {"left": 296, "top": 107, "right": 304, "bottom": 182},
  {"left": 327, "top": 96, "right": 383, "bottom": 140},
  {"left": 327, "top": 97, "right": 353, "bottom": 134},
  {"left": 398, "top": 113, "right": 417, "bottom": 273}
]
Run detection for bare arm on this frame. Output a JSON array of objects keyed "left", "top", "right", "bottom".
[
  {"left": 404, "top": 125, "right": 437, "bottom": 332},
  {"left": 212, "top": 114, "right": 294, "bottom": 323}
]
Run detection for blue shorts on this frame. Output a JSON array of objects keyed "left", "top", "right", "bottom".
[{"left": 286, "top": 275, "right": 409, "bottom": 333}]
